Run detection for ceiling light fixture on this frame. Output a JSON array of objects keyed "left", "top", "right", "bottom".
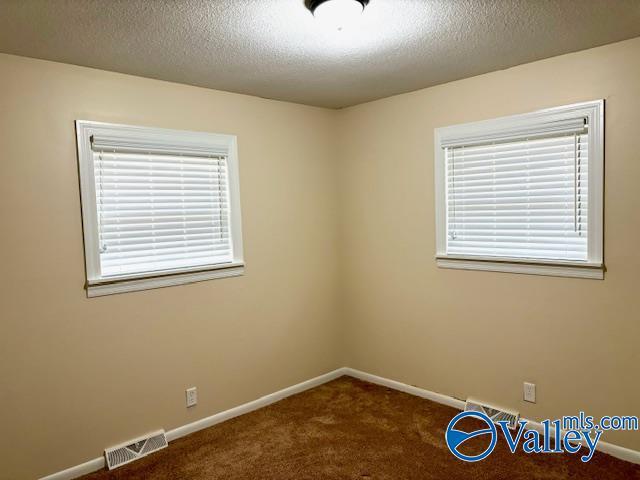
[{"left": 307, "top": 0, "right": 369, "bottom": 31}]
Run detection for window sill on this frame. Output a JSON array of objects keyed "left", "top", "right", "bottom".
[
  {"left": 436, "top": 257, "right": 604, "bottom": 280},
  {"left": 87, "top": 263, "right": 245, "bottom": 297}
]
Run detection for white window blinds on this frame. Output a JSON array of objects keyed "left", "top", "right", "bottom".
[
  {"left": 446, "top": 131, "right": 589, "bottom": 261},
  {"left": 77, "top": 121, "right": 244, "bottom": 296},
  {"left": 93, "top": 149, "right": 233, "bottom": 277}
]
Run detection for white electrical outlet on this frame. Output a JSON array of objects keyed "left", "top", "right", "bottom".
[
  {"left": 186, "top": 387, "right": 198, "bottom": 407},
  {"left": 523, "top": 382, "right": 536, "bottom": 403}
]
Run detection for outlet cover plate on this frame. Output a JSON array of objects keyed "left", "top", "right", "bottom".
[
  {"left": 524, "top": 382, "right": 536, "bottom": 403},
  {"left": 186, "top": 387, "right": 197, "bottom": 407}
]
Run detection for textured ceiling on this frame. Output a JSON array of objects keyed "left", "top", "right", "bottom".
[{"left": 1, "top": 0, "right": 640, "bottom": 108}]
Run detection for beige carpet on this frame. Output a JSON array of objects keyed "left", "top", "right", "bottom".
[{"left": 81, "top": 376, "right": 640, "bottom": 479}]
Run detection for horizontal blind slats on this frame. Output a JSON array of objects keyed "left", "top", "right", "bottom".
[
  {"left": 447, "top": 158, "right": 585, "bottom": 176},
  {"left": 449, "top": 214, "right": 589, "bottom": 221},
  {"left": 449, "top": 149, "right": 586, "bottom": 167},
  {"left": 102, "top": 241, "right": 230, "bottom": 258},
  {"left": 449, "top": 240, "right": 586, "bottom": 251},
  {"left": 101, "top": 221, "right": 228, "bottom": 234},
  {"left": 99, "top": 185, "right": 227, "bottom": 193},
  {"left": 102, "top": 246, "right": 230, "bottom": 263},
  {"left": 448, "top": 190, "right": 585, "bottom": 200},
  {"left": 97, "top": 191, "right": 229, "bottom": 199},
  {"left": 447, "top": 246, "right": 587, "bottom": 259},
  {"left": 449, "top": 234, "right": 587, "bottom": 243},
  {"left": 101, "top": 253, "right": 231, "bottom": 275},
  {"left": 444, "top": 228, "right": 584, "bottom": 236},
  {"left": 451, "top": 203, "right": 587, "bottom": 212},
  {"left": 99, "top": 178, "right": 228, "bottom": 187},
  {"left": 99, "top": 202, "right": 227, "bottom": 211},
  {"left": 446, "top": 132, "right": 588, "bottom": 261},
  {"left": 102, "top": 228, "right": 228, "bottom": 241},
  {"left": 94, "top": 149, "right": 233, "bottom": 277},
  {"left": 96, "top": 165, "right": 228, "bottom": 175},
  {"left": 97, "top": 156, "right": 227, "bottom": 167},
  {"left": 96, "top": 170, "right": 227, "bottom": 181},
  {"left": 447, "top": 181, "right": 584, "bottom": 194},
  {"left": 103, "top": 233, "right": 229, "bottom": 247},
  {"left": 99, "top": 216, "right": 229, "bottom": 225},
  {"left": 97, "top": 155, "right": 226, "bottom": 166},
  {"left": 447, "top": 172, "right": 583, "bottom": 187},
  {"left": 454, "top": 141, "right": 587, "bottom": 158}
]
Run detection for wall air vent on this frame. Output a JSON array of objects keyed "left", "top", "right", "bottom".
[
  {"left": 465, "top": 398, "right": 520, "bottom": 429},
  {"left": 104, "top": 430, "right": 168, "bottom": 470}
]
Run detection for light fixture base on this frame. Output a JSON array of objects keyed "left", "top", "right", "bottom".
[{"left": 305, "top": 0, "right": 370, "bottom": 15}]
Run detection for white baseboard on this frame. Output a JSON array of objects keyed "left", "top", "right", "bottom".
[
  {"left": 39, "top": 457, "right": 106, "bottom": 480},
  {"left": 582, "top": 438, "right": 640, "bottom": 464},
  {"left": 343, "top": 368, "right": 466, "bottom": 410},
  {"left": 344, "top": 367, "right": 640, "bottom": 465},
  {"left": 522, "top": 417, "right": 640, "bottom": 464},
  {"left": 40, "top": 368, "right": 347, "bottom": 480},
  {"left": 39, "top": 366, "right": 640, "bottom": 479},
  {"left": 165, "top": 367, "right": 347, "bottom": 442}
]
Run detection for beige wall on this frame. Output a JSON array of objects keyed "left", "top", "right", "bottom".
[
  {"left": 2, "top": 37, "right": 640, "bottom": 479},
  {"left": 338, "top": 37, "right": 640, "bottom": 451},
  {"left": 0, "top": 53, "right": 343, "bottom": 479}
]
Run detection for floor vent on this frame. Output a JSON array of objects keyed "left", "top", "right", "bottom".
[
  {"left": 104, "top": 430, "right": 168, "bottom": 470},
  {"left": 465, "top": 398, "right": 520, "bottom": 429}
]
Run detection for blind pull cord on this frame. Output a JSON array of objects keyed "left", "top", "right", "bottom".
[
  {"left": 216, "top": 156, "right": 223, "bottom": 241},
  {"left": 98, "top": 150, "right": 107, "bottom": 254},
  {"left": 574, "top": 133, "right": 578, "bottom": 233},
  {"left": 449, "top": 147, "right": 457, "bottom": 241},
  {"left": 577, "top": 133, "right": 584, "bottom": 237}
]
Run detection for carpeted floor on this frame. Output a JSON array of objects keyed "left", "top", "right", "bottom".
[{"left": 81, "top": 376, "right": 640, "bottom": 479}]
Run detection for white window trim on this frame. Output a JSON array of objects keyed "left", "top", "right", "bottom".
[
  {"left": 434, "top": 100, "right": 604, "bottom": 279},
  {"left": 76, "top": 120, "right": 245, "bottom": 296}
]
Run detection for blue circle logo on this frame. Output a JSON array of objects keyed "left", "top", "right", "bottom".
[{"left": 445, "top": 411, "right": 497, "bottom": 462}]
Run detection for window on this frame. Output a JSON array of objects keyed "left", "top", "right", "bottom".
[
  {"left": 434, "top": 101, "right": 604, "bottom": 279},
  {"left": 76, "top": 121, "right": 244, "bottom": 296}
]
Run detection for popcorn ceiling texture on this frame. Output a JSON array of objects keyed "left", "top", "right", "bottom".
[{"left": 0, "top": 0, "right": 639, "bottom": 108}]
